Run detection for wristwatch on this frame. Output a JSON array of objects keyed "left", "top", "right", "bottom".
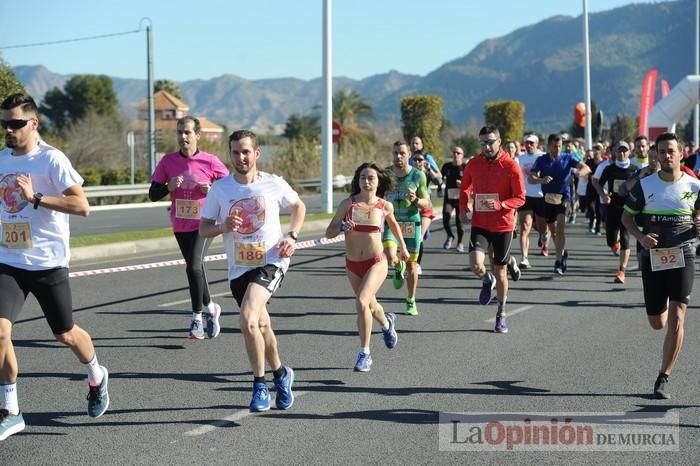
[
  {"left": 33, "top": 192, "right": 43, "bottom": 210},
  {"left": 287, "top": 231, "right": 299, "bottom": 241}
]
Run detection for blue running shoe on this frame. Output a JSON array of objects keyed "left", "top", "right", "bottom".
[
  {"left": 353, "top": 352, "right": 373, "bottom": 372},
  {"left": 87, "top": 366, "right": 110, "bottom": 418},
  {"left": 249, "top": 382, "right": 271, "bottom": 412},
  {"left": 273, "top": 366, "right": 295, "bottom": 410},
  {"left": 479, "top": 273, "right": 496, "bottom": 305},
  {"left": 494, "top": 315, "right": 509, "bottom": 334},
  {"left": 382, "top": 313, "right": 398, "bottom": 348},
  {"left": 0, "top": 410, "right": 25, "bottom": 441},
  {"left": 189, "top": 319, "right": 205, "bottom": 340}
]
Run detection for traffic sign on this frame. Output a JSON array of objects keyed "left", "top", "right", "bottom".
[{"left": 332, "top": 121, "right": 344, "bottom": 143}]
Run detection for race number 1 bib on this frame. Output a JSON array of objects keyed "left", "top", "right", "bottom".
[
  {"left": 650, "top": 247, "right": 685, "bottom": 272},
  {"left": 2, "top": 222, "right": 32, "bottom": 249},
  {"left": 351, "top": 205, "right": 382, "bottom": 227},
  {"left": 175, "top": 199, "right": 201, "bottom": 219},
  {"left": 399, "top": 222, "right": 416, "bottom": 239},
  {"left": 475, "top": 193, "right": 499, "bottom": 212},
  {"left": 235, "top": 241, "right": 267, "bottom": 267},
  {"left": 447, "top": 188, "right": 460, "bottom": 200},
  {"left": 544, "top": 193, "right": 563, "bottom": 205}
]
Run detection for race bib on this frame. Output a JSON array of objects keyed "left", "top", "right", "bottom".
[
  {"left": 544, "top": 193, "right": 563, "bottom": 205},
  {"left": 351, "top": 205, "right": 382, "bottom": 227},
  {"left": 612, "top": 179, "right": 625, "bottom": 194},
  {"left": 475, "top": 193, "right": 499, "bottom": 212},
  {"left": 650, "top": 247, "right": 685, "bottom": 272},
  {"left": 234, "top": 241, "right": 267, "bottom": 267},
  {"left": 2, "top": 222, "right": 32, "bottom": 249},
  {"left": 447, "top": 188, "right": 460, "bottom": 200},
  {"left": 399, "top": 222, "right": 416, "bottom": 239},
  {"left": 175, "top": 199, "right": 201, "bottom": 219}
]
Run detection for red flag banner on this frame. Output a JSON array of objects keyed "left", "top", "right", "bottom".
[{"left": 639, "top": 69, "right": 658, "bottom": 137}]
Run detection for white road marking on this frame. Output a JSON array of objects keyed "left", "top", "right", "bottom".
[
  {"left": 484, "top": 305, "right": 533, "bottom": 322},
  {"left": 158, "top": 291, "right": 231, "bottom": 307},
  {"left": 184, "top": 391, "right": 309, "bottom": 436}
]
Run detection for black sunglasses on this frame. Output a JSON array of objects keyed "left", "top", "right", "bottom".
[{"left": 0, "top": 119, "right": 32, "bottom": 130}]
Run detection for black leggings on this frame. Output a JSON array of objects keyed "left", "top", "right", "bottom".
[
  {"left": 174, "top": 230, "right": 212, "bottom": 312},
  {"left": 442, "top": 200, "right": 464, "bottom": 243}
]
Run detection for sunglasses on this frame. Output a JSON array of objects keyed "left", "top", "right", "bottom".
[
  {"left": 0, "top": 119, "right": 32, "bottom": 130},
  {"left": 479, "top": 139, "right": 498, "bottom": 146}
]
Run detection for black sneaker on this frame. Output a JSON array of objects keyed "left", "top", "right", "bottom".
[
  {"left": 554, "top": 261, "right": 564, "bottom": 276},
  {"left": 507, "top": 257, "right": 521, "bottom": 282},
  {"left": 653, "top": 373, "right": 670, "bottom": 399},
  {"left": 561, "top": 250, "right": 569, "bottom": 273}
]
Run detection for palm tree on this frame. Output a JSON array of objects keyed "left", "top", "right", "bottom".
[{"left": 332, "top": 89, "right": 374, "bottom": 158}]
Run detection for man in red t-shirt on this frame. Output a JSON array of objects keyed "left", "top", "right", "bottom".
[{"left": 459, "top": 126, "right": 525, "bottom": 333}]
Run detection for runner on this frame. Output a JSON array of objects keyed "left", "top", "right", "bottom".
[
  {"left": 149, "top": 116, "right": 229, "bottom": 339},
  {"left": 383, "top": 140, "right": 429, "bottom": 316},
  {"left": 595, "top": 141, "right": 638, "bottom": 283},
  {"left": 441, "top": 146, "right": 468, "bottom": 252},
  {"left": 0, "top": 93, "right": 110, "bottom": 441},
  {"left": 621, "top": 132, "right": 700, "bottom": 399},
  {"left": 529, "top": 134, "right": 590, "bottom": 275},
  {"left": 325, "top": 162, "right": 408, "bottom": 372},
  {"left": 516, "top": 134, "right": 547, "bottom": 268},
  {"left": 412, "top": 153, "right": 440, "bottom": 275},
  {"left": 199, "top": 129, "right": 305, "bottom": 412},
  {"left": 459, "top": 126, "right": 525, "bottom": 333}
]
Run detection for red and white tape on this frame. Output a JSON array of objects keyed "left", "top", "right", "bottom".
[{"left": 68, "top": 233, "right": 347, "bottom": 278}]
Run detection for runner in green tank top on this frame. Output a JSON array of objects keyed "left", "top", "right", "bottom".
[{"left": 383, "top": 140, "right": 429, "bottom": 315}]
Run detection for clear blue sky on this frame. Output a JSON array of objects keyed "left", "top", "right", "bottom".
[{"left": 0, "top": 0, "right": 669, "bottom": 82}]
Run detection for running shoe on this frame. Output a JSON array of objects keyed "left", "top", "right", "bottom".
[
  {"left": 614, "top": 269, "right": 625, "bottom": 284},
  {"left": 611, "top": 241, "right": 621, "bottom": 256},
  {"left": 567, "top": 214, "right": 576, "bottom": 225},
  {"left": 392, "top": 260, "right": 405, "bottom": 289},
  {"left": 588, "top": 226, "right": 596, "bottom": 234},
  {"left": 479, "top": 273, "right": 497, "bottom": 305},
  {"left": 273, "top": 366, "right": 295, "bottom": 410},
  {"left": 456, "top": 243, "right": 465, "bottom": 253},
  {"left": 507, "top": 257, "right": 521, "bottom": 282},
  {"left": 494, "top": 315, "right": 509, "bottom": 334},
  {"left": 189, "top": 319, "right": 205, "bottom": 340},
  {"left": 537, "top": 232, "right": 547, "bottom": 248},
  {"left": 406, "top": 298, "right": 418, "bottom": 316},
  {"left": 353, "top": 352, "right": 373, "bottom": 372},
  {"left": 554, "top": 261, "right": 564, "bottom": 276},
  {"left": 541, "top": 245, "right": 549, "bottom": 257},
  {"left": 519, "top": 256, "right": 530, "bottom": 269},
  {"left": 0, "top": 410, "right": 25, "bottom": 441},
  {"left": 443, "top": 238, "right": 453, "bottom": 249},
  {"left": 561, "top": 250, "right": 569, "bottom": 273},
  {"left": 416, "top": 264, "right": 423, "bottom": 275},
  {"left": 382, "top": 312, "right": 398, "bottom": 348},
  {"left": 249, "top": 382, "right": 271, "bottom": 412},
  {"left": 87, "top": 366, "right": 110, "bottom": 418},
  {"left": 653, "top": 373, "right": 670, "bottom": 399},
  {"left": 206, "top": 302, "right": 222, "bottom": 338}
]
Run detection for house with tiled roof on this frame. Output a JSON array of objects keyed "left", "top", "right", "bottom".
[{"left": 129, "top": 91, "right": 224, "bottom": 142}]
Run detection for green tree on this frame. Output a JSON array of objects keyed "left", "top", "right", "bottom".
[
  {"left": 332, "top": 89, "right": 374, "bottom": 159},
  {"left": 282, "top": 114, "right": 321, "bottom": 142},
  {"left": 154, "top": 79, "right": 182, "bottom": 100},
  {"left": 400, "top": 95, "right": 444, "bottom": 161},
  {"left": 0, "top": 57, "right": 26, "bottom": 106},
  {"left": 484, "top": 100, "right": 525, "bottom": 143},
  {"left": 609, "top": 114, "right": 637, "bottom": 143},
  {"left": 39, "top": 74, "right": 118, "bottom": 130},
  {"left": 452, "top": 133, "right": 481, "bottom": 159}
]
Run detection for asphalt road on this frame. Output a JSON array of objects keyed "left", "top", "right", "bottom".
[{"left": 2, "top": 221, "right": 699, "bottom": 464}]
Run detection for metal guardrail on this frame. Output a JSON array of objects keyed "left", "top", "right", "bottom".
[{"left": 83, "top": 176, "right": 353, "bottom": 199}]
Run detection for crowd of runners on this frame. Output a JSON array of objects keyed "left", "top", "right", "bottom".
[{"left": 1, "top": 91, "right": 699, "bottom": 441}]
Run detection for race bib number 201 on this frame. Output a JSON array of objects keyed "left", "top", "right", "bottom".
[{"left": 2, "top": 222, "right": 32, "bottom": 249}]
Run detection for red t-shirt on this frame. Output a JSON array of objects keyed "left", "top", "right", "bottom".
[{"left": 459, "top": 151, "right": 526, "bottom": 232}]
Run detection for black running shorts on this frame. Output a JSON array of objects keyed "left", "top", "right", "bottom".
[{"left": 229, "top": 264, "right": 285, "bottom": 307}]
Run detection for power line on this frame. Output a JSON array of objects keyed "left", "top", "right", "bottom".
[{"left": 0, "top": 28, "right": 141, "bottom": 50}]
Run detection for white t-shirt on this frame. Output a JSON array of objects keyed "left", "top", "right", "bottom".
[
  {"left": 201, "top": 172, "right": 300, "bottom": 280},
  {"left": 517, "top": 151, "right": 545, "bottom": 198},
  {"left": 592, "top": 159, "right": 611, "bottom": 202},
  {"left": 0, "top": 142, "right": 83, "bottom": 270}
]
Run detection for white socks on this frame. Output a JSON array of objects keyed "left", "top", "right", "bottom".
[
  {"left": 84, "top": 354, "right": 104, "bottom": 387},
  {"left": 1, "top": 382, "right": 19, "bottom": 415},
  {"left": 192, "top": 312, "right": 203, "bottom": 322},
  {"left": 360, "top": 346, "right": 370, "bottom": 355}
]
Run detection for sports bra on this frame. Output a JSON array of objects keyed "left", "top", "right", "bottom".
[{"left": 347, "top": 196, "right": 385, "bottom": 233}]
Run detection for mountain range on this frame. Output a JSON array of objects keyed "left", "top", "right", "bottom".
[{"left": 13, "top": 0, "right": 696, "bottom": 133}]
